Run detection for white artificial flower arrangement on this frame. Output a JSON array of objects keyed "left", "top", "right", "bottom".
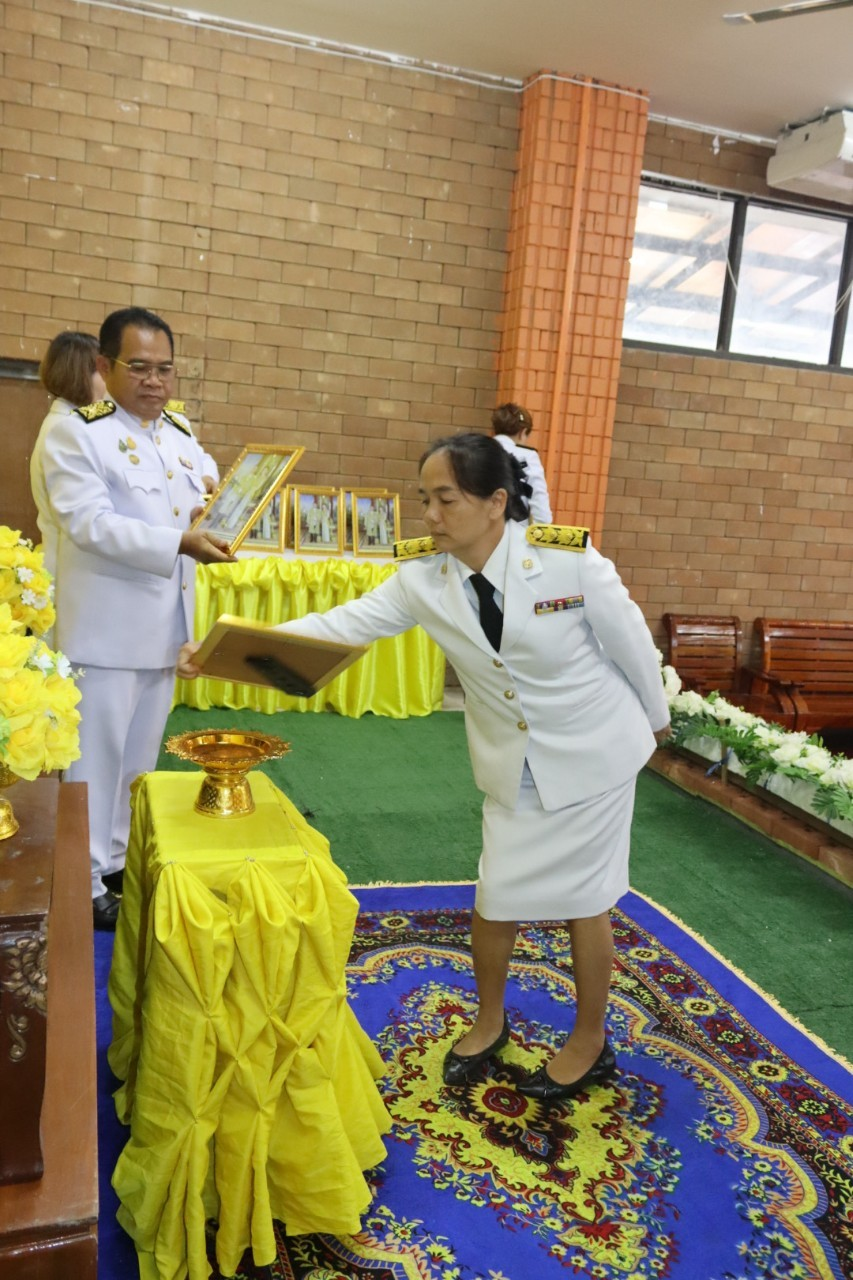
[{"left": 657, "top": 652, "right": 853, "bottom": 827}]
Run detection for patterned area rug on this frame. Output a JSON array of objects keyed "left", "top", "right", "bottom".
[{"left": 96, "top": 884, "right": 853, "bottom": 1280}]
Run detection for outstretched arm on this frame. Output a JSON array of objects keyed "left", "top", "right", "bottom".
[{"left": 177, "top": 569, "right": 419, "bottom": 679}]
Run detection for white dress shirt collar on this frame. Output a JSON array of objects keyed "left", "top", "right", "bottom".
[{"left": 460, "top": 521, "right": 512, "bottom": 612}]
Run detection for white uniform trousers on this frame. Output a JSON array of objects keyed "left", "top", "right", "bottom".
[{"left": 64, "top": 665, "right": 176, "bottom": 898}]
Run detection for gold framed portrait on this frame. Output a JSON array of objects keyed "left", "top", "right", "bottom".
[
  {"left": 242, "top": 487, "right": 287, "bottom": 552},
  {"left": 189, "top": 445, "right": 304, "bottom": 553},
  {"left": 293, "top": 486, "right": 345, "bottom": 556},
  {"left": 351, "top": 490, "right": 400, "bottom": 556}
]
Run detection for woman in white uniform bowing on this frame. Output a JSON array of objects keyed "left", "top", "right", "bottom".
[{"left": 179, "top": 432, "right": 671, "bottom": 1102}]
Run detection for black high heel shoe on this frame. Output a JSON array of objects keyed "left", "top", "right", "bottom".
[
  {"left": 442, "top": 1015, "right": 511, "bottom": 1085},
  {"left": 517, "top": 1040, "right": 617, "bottom": 1103}
]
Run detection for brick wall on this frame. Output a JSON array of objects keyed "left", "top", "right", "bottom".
[
  {"left": 605, "top": 348, "right": 853, "bottom": 654},
  {"left": 643, "top": 118, "right": 775, "bottom": 197},
  {"left": 2, "top": 0, "right": 851, "bottom": 647},
  {"left": 0, "top": 0, "right": 518, "bottom": 529},
  {"left": 602, "top": 123, "right": 853, "bottom": 652}
]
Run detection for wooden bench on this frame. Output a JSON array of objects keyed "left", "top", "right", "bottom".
[
  {"left": 662, "top": 614, "right": 746, "bottom": 698},
  {"left": 742, "top": 619, "right": 853, "bottom": 733}
]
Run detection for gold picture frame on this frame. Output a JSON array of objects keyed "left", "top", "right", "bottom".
[
  {"left": 351, "top": 490, "right": 400, "bottom": 556},
  {"left": 193, "top": 613, "right": 369, "bottom": 694},
  {"left": 293, "top": 486, "right": 344, "bottom": 556},
  {"left": 242, "top": 487, "right": 286, "bottom": 552},
  {"left": 341, "top": 487, "right": 388, "bottom": 551},
  {"left": 189, "top": 444, "right": 304, "bottom": 553}
]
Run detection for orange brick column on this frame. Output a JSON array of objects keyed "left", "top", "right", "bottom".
[{"left": 498, "top": 73, "right": 649, "bottom": 538}]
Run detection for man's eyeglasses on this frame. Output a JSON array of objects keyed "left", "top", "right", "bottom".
[{"left": 112, "top": 358, "right": 176, "bottom": 381}]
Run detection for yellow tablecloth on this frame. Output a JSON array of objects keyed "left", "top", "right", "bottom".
[
  {"left": 108, "top": 771, "right": 391, "bottom": 1280},
  {"left": 174, "top": 557, "right": 445, "bottom": 718}
]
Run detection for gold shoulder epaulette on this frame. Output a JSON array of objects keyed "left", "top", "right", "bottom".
[
  {"left": 162, "top": 406, "right": 191, "bottom": 437},
  {"left": 393, "top": 536, "right": 438, "bottom": 561},
  {"left": 74, "top": 399, "right": 116, "bottom": 422},
  {"left": 526, "top": 524, "right": 589, "bottom": 551},
  {"left": 165, "top": 398, "right": 186, "bottom": 413}
]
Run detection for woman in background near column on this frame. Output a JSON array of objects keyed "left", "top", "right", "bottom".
[
  {"left": 30, "top": 332, "right": 106, "bottom": 576},
  {"left": 491, "top": 402, "right": 553, "bottom": 524}
]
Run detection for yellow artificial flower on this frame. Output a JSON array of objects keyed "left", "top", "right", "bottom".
[
  {"left": 0, "top": 631, "right": 35, "bottom": 676},
  {"left": 2, "top": 669, "right": 49, "bottom": 719},
  {"left": 41, "top": 672, "right": 82, "bottom": 772},
  {"left": 4, "top": 715, "right": 49, "bottom": 780},
  {"left": 43, "top": 715, "right": 82, "bottom": 773},
  {"left": 0, "top": 529, "right": 81, "bottom": 780},
  {"left": 0, "top": 528, "right": 56, "bottom": 636}
]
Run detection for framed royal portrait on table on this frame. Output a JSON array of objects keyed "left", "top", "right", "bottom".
[
  {"left": 293, "top": 486, "right": 344, "bottom": 556},
  {"left": 189, "top": 444, "right": 304, "bottom": 553},
  {"left": 351, "top": 490, "right": 400, "bottom": 556},
  {"left": 242, "top": 487, "right": 287, "bottom": 553}
]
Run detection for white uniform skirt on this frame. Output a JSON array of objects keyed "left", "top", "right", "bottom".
[{"left": 474, "top": 764, "right": 636, "bottom": 922}]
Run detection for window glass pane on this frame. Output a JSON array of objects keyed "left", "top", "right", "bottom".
[
  {"left": 624, "top": 186, "right": 734, "bottom": 348},
  {"left": 730, "top": 205, "right": 845, "bottom": 362}
]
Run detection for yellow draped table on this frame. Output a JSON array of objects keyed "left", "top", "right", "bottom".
[
  {"left": 174, "top": 557, "right": 445, "bottom": 718},
  {"left": 108, "top": 771, "right": 392, "bottom": 1280}
]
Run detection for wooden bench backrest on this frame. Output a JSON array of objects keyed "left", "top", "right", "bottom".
[
  {"left": 755, "top": 619, "right": 853, "bottom": 696},
  {"left": 662, "top": 614, "right": 744, "bottom": 696}
]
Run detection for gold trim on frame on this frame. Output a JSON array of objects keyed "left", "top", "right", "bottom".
[
  {"left": 351, "top": 489, "right": 400, "bottom": 557},
  {"left": 292, "top": 486, "right": 345, "bottom": 556},
  {"left": 189, "top": 444, "right": 304, "bottom": 554}
]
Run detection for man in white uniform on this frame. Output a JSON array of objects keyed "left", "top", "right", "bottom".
[{"left": 41, "top": 307, "right": 234, "bottom": 929}]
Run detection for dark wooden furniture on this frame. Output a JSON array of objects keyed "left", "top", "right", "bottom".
[
  {"left": 1, "top": 373, "right": 45, "bottom": 545},
  {"left": 742, "top": 619, "right": 853, "bottom": 732},
  {"left": 662, "top": 614, "right": 745, "bottom": 697},
  {"left": 0, "top": 789, "right": 53, "bottom": 1186},
  {"left": 0, "top": 779, "right": 98, "bottom": 1279}
]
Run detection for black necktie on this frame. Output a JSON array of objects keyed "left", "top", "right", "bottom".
[{"left": 469, "top": 572, "right": 503, "bottom": 651}]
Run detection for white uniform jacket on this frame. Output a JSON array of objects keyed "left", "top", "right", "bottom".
[
  {"left": 494, "top": 434, "right": 552, "bottom": 524},
  {"left": 40, "top": 400, "right": 213, "bottom": 668},
  {"left": 30, "top": 397, "right": 73, "bottom": 578},
  {"left": 278, "top": 521, "right": 670, "bottom": 810}
]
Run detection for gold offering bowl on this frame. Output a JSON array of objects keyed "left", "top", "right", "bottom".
[{"left": 164, "top": 730, "right": 290, "bottom": 818}]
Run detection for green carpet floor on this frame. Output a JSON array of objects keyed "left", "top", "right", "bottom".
[{"left": 161, "top": 704, "right": 853, "bottom": 1062}]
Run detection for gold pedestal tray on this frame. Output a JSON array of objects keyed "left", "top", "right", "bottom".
[
  {"left": 0, "top": 763, "right": 21, "bottom": 841},
  {"left": 164, "top": 730, "right": 290, "bottom": 817}
]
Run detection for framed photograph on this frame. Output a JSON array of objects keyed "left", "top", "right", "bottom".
[
  {"left": 189, "top": 445, "right": 304, "bottom": 553},
  {"left": 293, "top": 486, "right": 344, "bottom": 556},
  {"left": 352, "top": 490, "right": 400, "bottom": 556},
  {"left": 242, "top": 488, "right": 285, "bottom": 552},
  {"left": 341, "top": 487, "right": 388, "bottom": 550}
]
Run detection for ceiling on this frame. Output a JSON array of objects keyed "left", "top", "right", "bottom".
[{"left": 134, "top": 0, "right": 853, "bottom": 143}]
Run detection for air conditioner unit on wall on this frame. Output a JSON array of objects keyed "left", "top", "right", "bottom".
[{"left": 767, "top": 110, "right": 853, "bottom": 205}]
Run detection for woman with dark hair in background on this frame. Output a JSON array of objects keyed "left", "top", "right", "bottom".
[
  {"left": 491, "top": 401, "right": 553, "bottom": 524},
  {"left": 179, "top": 431, "right": 670, "bottom": 1102},
  {"left": 30, "top": 331, "right": 107, "bottom": 574}
]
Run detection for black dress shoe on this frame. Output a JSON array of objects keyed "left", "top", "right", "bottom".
[
  {"left": 518, "top": 1040, "right": 617, "bottom": 1103},
  {"left": 92, "top": 890, "right": 121, "bottom": 931},
  {"left": 102, "top": 869, "right": 124, "bottom": 896},
  {"left": 442, "top": 1015, "right": 510, "bottom": 1085}
]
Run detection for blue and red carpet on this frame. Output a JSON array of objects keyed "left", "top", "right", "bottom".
[{"left": 96, "top": 883, "right": 852, "bottom": 1279}]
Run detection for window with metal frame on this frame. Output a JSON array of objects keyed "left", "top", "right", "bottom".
[{"left": 624, "top": 181, "right": 853, "bottom": 369}]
